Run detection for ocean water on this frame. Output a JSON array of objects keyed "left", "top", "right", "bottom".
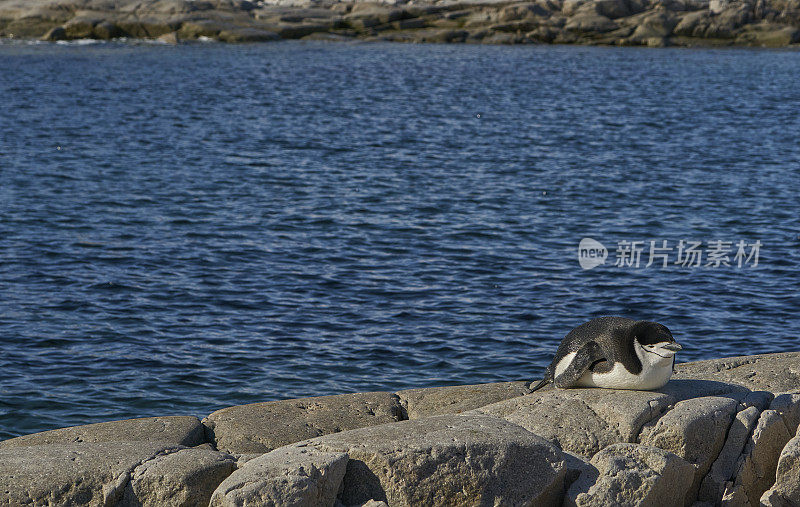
[{"left": 1, "top": 41, "right": 798, "bottom": 440}]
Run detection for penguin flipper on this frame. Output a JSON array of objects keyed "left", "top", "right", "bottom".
[{"left": 554, "top": 341, "right": 606, "bottom": 388}]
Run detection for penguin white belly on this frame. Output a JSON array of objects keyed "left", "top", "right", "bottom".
[{"left": 575, "top": 361, "right": 673, "bottom": 390}]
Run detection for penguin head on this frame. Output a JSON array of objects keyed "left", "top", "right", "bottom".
[{"left": 631, "top": 321, "right": 682, "bottom": 359}]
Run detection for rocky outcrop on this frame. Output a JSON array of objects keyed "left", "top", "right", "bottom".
[
  {"left": 0, "top": 415, "right": 205, "bottom": 449},
  {"left": 209, "top": 445, "right": 349, "bottom": 506},
  {"left": 203, "top": 391, "right": 405, "bottom": 454},
  {"left": 0, "top": 351, "right": 798, "bottom": 506},
  {"left": 121, "top": 446, "right": 238, "bottom": 506},
  {"left": 212, "top": 414, "right": 566, "bottom": 506},
  {"left": 761, "top": 423, "right": 800, "bottom": 506},
  {"left": 1, "top": 0, "right": 799, "bottom": 46},
  {"left": 0, "top": 441, "right": 185, "bottom": 506},
  {"left": 565, "top": 443, "right": 695, "bottom": 506}
]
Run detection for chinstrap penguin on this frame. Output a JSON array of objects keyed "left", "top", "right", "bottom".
[{"left": 530, "top": 316, "right": 682, "bottom": 392}]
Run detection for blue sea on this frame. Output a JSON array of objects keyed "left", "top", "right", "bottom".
[{"left": 1, "top": 41, "right": 798, "bottom": 440}]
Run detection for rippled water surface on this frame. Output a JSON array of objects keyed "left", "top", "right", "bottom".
[{"left": 1, "top": 42, "right": 799, "bottom": 439}]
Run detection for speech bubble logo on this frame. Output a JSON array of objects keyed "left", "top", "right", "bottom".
[{"left": 578, "top": 238, "right": 607, "bottom": 270}]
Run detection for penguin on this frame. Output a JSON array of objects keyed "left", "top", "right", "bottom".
[{"left": 530, "top": 316, "right": 682, "bottom": 392}]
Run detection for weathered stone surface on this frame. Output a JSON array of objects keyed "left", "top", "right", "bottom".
[
  {"left": 303, "top": 414, "right": 565, "bottom": 506},
  {"left": 727, "top": 394, "right": 800, "bottom": 506},
  {"left": 736, "top": 22, "right": 800, "bottom": 45},
  {"left": 698, "top": 405, "right": 762, "bottom": 503},
  {"left": 4, "top": 0, "right": 800, "bottom": 45},
  {"left": 476, "top": 387, "right": 673, "bottom": 457},
  {"left": 564, "top": 11, "right": 618, "bottom": 32},
  {"left": 218, "top": 26, "right": 280, "bottom": 41},
  {"left": 566, "top": 443, "right": 695, "bottom": 507},
  {"left": 673, "top": 352, "right": 800, "bottom": 394},
  {"left": 761, "top": 426, "right": 800, "bottom": 506},
  {"left": 639, "top": 396, "right": 739, "bottom": 501},
  {"left": 627, "top": 10, "right": 678, "bottom": 43},
  {"left": 204, "top": 391, "right": 405, "bottom": 454},
  {"left": 41, "top": 25, "right": 67, "bottom": 40},
  {"left": 0, "top": 441, "right": 181, "bottom": 506},
  {"left": 397, "top": 381, "right": 530, "bottom": 419},
  {"left": 0, "top": 415, "right": 205, "bottom": 448},
  {"left": 121, "top": 447, "right": 237, "bottom": 507},
  {"left": 210, "top": 445, "right": 348, "bottom": 506}
]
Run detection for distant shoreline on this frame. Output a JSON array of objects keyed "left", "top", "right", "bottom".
[{"left": 1, "top": 0, "right": 799, "bottom": 47}]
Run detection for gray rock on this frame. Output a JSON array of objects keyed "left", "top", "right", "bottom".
[
  {"left": 0, "top": 415, "right": 205, "bottom": 448},
  {"left": 771, "top": 393, "right": 800, "bottom": 434},
  {"left": 209, "top": 445, "right": 348, "bottom": 507},
  {"left": 736, "top": 23, "right": 800, "bottom": 46},
  {"left": 628, "top": 10, "right": 678, "bottom": 43},
  {"left": 41, "top": 25, "right": 67, "bottom": 40},
  {"left": 673, "top": 10, "right": 711, "bottom": 37},
  {"left": 698, "top": 406, "right": 761, "bottom": 503},
  {"left": 729, "top": 404, "right": 798, "bottom": 505},
  {"left": 638, "top": 396, "right": 739, "bottom": 501},
  {"left": 304, "top": 414, "right": 565, "bottom": 506},
  {"left": 204, "top": 391, "right": 405, "bottom": 454},
  {"left": 674, "top": 353, "right": 800, "bottom": 394},
  {"left": 397, "top": 381, "right": 530, "bottom": 419},
  {"left": 157, "top": 30, "right": 180, "bottom": 43},
  {"left": 121, "top": 447, "right": 237, "bottom": 506},
  {"left": 218, "top": 26, "right": 280, "bottom": 41},
  {"left": 476, "top": 387, "right": 673, "bottom": 458},
  {"left": 0, "top": 441, "right": 181, "bottom": 506},
  {"left": 566, "top": 443, "right": 695, "bottom": 507},
  {"left": 760, "top": 427, "right": 800, "bottom": 506},
  {"left": 63, "top": 14, "right": 103, "bottom": 38},
  {"left": 564, "top": 11, "right": 618, "bottom": 32}
]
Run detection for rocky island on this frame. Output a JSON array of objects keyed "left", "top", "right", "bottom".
[
  {"left": 0, "top": 0, "right": 799, "bottom": 46},
  {"left": 1, "top": 351, "right": 799, "bottom": 505}
]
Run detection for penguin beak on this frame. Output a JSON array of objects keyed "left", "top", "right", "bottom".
[{"left": 662, "top": 342, "right": 682, "bottom": 352}]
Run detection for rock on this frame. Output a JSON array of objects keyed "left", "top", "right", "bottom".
[
  {"left": 0, "top": 416, "right": 206, "bottom": 449},
  {"left": 302, "top": 414, "right": 565, "bottom": 506},
  {"left": 673, "top": 10, "right": 711, "bottom": 37},
  {"left": 41, "top": 25, "right": 67, "bottom": 40},
  {"left": 595, "top": 0, "right": 635, "bottom": 19},
  {"left": 300, "top": 31, "right": 355, "bottom": 40},
  {"left": 497, "top": 3, "right": 550, "bottom": 21},
  {"left": 117, "top": 16, "right": 178, "bottom": 38},
  {"left": 203, "top": 391, "right": 405, "bottom": 454},
  {"left": 397, "top": 381, "right": 530, "bottom": 419},
  {"left": 638, "top": 396, "right": 739, "bottom": 501},
  {"left": 628, "top": 10, "right": 678, "bottom": 42},
  {"left": 276, "top": 22, "right": 330, "bottom": 38},
  {"left": 476, "top": 387, "right": 673, "bottom": 458},
  {"left": 564, "top": 11, "right": 618, "bottom": 32},
  {"left": 209, "top": 445, "right": 349, "bottom": 506},
  {"left": 566, "top": 443, "right": 695, "bottom": 507},
  {"left": 157, "top": 30, "right": 180, "bottom": 43},
  {"left": 218, "top": 27, "right": 280, "bottom": 41},
  {"left": 673, "top": 352, "right": 800, "bottom": 395},
  {"left": 344, "top": 6, "right": 404, "bottom": 29},
  {"left": 63, "top": 14, "right": 103, "bottom": 38},
  {"left": 0, "top": 441, "right": 181, "bottom": 506},
  {"left": 760, "top": 427, "right": 800, "bottom": 506},
  {"left": 121, "top": 447, "right": 237, "bottom": 507},
  {"left": 736, "top": 22, "right": 800, "bottom": 45},
  {"left": 706, "top": 3, "right": 752, "bottom": 37},
  {"left": 177, "top": 19, "right": 227, "bottom": 39},
  {"left": 697, "top": 406, "right": 761, "bottom": 503},
  {"left": 728, "top": 394, "right": 800, "bottom": 506}
]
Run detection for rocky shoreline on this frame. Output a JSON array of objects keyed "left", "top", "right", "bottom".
[
  {"left": 1, "top": 0, "right": 799, "bottom": 47},
  {"left": 1, "top": 351, "right": 799, "bottom": 505}
]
